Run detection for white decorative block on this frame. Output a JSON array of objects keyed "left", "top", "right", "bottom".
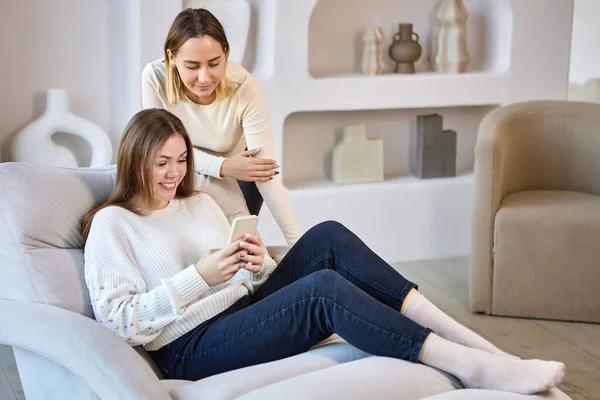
[
  {"left": 579, "top": 78, "right": 600, "bottom": 103},
  {"left": 332, "top": 124, "right": 384, "bottom": 185}
]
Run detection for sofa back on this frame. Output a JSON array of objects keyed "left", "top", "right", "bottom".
[{"left": 0, "top": 162, "right": 116, "bottom": 315}]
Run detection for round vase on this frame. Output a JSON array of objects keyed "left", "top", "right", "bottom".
[{"left": 388, "top": 23, "right": 422, "bottom": 74}]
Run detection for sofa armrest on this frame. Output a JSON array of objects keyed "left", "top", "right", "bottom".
[
  {"left": 469, "top": 100, "right": 600, "bottom": 313},
  {"left": 0, "top": 299, "right": 171, "bottom": 400}
]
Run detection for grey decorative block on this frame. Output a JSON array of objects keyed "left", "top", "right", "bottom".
[{"left": 410, "top": 114, "right": 456, "bottom": 179}]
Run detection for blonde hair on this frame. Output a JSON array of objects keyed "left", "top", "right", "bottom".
[
  {"left": 164, "top": 8, "right": 232, "bottom": 105},
  {"left": 81, "top": 109, "right": 197, "bottom": 245}
]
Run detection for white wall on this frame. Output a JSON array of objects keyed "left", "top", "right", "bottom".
[
  {"left": 570, "top": 0, "right": 600, "bottom": 85},
  {"left": 0, "top": 0, "right": 112, "bottom": 163}
]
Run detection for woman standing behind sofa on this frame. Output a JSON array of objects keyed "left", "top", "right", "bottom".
[{"left": 142, "top": 8, "right": 301, "bottom": 245}]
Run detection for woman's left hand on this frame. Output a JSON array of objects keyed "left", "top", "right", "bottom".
[{"left": 238, "top": 234, "right": 265, "bottom": 273}]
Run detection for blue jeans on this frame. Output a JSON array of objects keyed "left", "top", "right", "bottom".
[
  {"left": 149, "top": 221, "right": 432, "bottom": 381},
  {"left": 237, "top": 180, "right": 263, "bottom": 216}
]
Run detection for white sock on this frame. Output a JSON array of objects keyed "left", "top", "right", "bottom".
[
  {"left": 403, "top": 292, "right": 517, "bottom": 358},
  {"left": 419, "top": 334, "right": 565, "bottom": 395}
]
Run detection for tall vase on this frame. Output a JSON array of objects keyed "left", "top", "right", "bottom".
[
  {"left": 431, "top": 0, "right": 470, "bottom": 74},
  {"left": 12, "top": 89, "right": 113, "bottom": 167},
  {"left": 361, "top": 26, "right": 385, "bottom": 76}
]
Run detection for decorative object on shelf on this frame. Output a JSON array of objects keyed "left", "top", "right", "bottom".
[
  {"left": 410, "top": 114, "right": 456, "bottom": 179},
  {"left": 12, "top": 89, "right": 113, "bottom": 168},
  {"left": 431, "top": 0, "right": 470, "bottom": 74},
  {"left": 183, "top": 0, "right": 250, "bottom": 64},
  {"left": 361, "top": 26, "right": 385, "bottom": 76},
  {"left": 388, "top": 23, "right": 422, "bottom": 74},
  {"left": 332, "top": 124, "right": 384, "bottom": 185}
]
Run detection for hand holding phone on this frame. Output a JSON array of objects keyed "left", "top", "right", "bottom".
[
  {"left": 228, "top": 215, "right": 259, "bottom": 244},
  {"left": 238, "top": 233, "right": 265, "bottom": 273}
]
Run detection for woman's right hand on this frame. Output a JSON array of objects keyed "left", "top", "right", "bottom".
[
  {"left": 195, "top": 241, "right": 248, "bottom": 286},
  {"left": 220, "top": 148, "right": 279, "bottom": 182}
]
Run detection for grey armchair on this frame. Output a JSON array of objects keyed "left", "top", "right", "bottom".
[
  {"left": 470, "top": 100, "right": 600, "bottom": 323},
  {"left": 0, "top": 162, "right": 571, "bottom": 399}
]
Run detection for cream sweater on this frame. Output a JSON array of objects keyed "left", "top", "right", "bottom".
[
  {"left": 84, "top": 193, "right": 277, "bottom": 351},
  {"left": 141, "top": 58, "right": 302, "bottom": 245}
]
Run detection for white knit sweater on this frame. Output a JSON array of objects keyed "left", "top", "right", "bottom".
[{"left": 84, "top": 193, "right": 277, "bottom": 351}]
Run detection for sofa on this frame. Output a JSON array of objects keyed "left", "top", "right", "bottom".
[
  {"left": 470, "top": 100, "right": 600, "bottom": 323},
  {"left": 0, "top": 162, "right": 571, "bottom": 399}
]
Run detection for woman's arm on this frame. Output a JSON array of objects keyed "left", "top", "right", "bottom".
[
  {"left": 141, "top": 62, "right": 226, "bottom": 178},
  {"left": 239, "top": 76, "right": 303, "bottom": 245},
  {"left": 84, "top": 210, "right": 212, "bottom": 346},
  {"left": 141, "top": 63, "right": 165, "bottom": 110}
]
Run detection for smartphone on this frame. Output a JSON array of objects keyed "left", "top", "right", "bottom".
[{"left": 228, "top": 215, "right": 259, "bottom": 244}]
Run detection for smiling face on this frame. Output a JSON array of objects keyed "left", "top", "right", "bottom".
[
  {"left": 151, "top": 133, "right": 188, "bottom": 210},
  {"left": 168, "top": 35, "right": 226, "bottom": 105}
]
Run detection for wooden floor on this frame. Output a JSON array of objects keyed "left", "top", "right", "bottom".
[{"left": 393, "top": 257, "right": 600, "bottom": 400}]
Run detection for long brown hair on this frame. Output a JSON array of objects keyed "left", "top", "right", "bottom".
[
  {"left": 81, "top": 109, "right": 196, "bottom": 245},
  {"left": 164, "top": 8, "right": 232, "bottom": 104}
]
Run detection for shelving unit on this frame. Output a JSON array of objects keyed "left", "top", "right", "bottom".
[
  {"left": 267, "top": 72, "right": 508, "bottom": 111},
  {"left": 308, "top": 0, "right": 513, "bottom": 78},
  {"left": 281, "top": 106, "right": 494, "bottom": 190},
  {"left": 138, "top": 0, "right": 574, "bottom": 263}
]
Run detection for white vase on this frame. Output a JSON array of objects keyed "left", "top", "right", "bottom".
[
  {"left": 361, "top": 26, "right": 385, "bottom": 76},
  {"left": 183, "top": 0, "right": 251, "bottom": 64},
  {"left": 12, "top": 89, "right": 113, "bottom": 167},
  {"left": 431, "top": 0, "right": 470, "bottom": 74}
]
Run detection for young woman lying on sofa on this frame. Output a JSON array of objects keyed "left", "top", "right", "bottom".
[{"left": 81, "top": 108, "right": 565, "bottom": 395}]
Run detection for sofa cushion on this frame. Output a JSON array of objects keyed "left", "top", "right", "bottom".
[
  {"left": 232, "top": 356, "right": 461, "bottom": 400},
  {"left": 424, "top": 388, "right": 571, "bottom": 400},
  {"left": 164, "top": 335, "right": 370, "bottom": 399},
  {"left": 493, "top": 190, "right": 600, "bottom": 322},
  {"left": 0, "top": 163, "right": 116, "bottom": 315}
]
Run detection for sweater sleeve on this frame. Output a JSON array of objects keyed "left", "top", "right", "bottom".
[
  {"left": 141, "top": 62, "right": 226, "bottom": 179},
  {"left": 238, "top": 76, "right": 303, "bottom": 245},
  {"left": 84, "top": 209, "right": 211, "bottom": 347},
  {"left": 141, "top": 63, "right": 165, "bottom": 109},
  {"left": 192, "top": 147, "right": 227, "bottom": 179}
]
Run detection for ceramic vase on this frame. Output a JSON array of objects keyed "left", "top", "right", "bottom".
[
  {"left": 361, "top": 26, "right": 385, "bottom": 76},
  {"left": 332, "top": 124, "right": 384, "bottom": 185},
  {"left": 12, "top": 89, "right": 112, "bottom": 167},
  {"left": 410, "top": 114, "right": 456, "bottom": 179},
  {"left": 388, "top": 24, "right": 422, "bottom": 74},
  {"left": 431, "top": 0, "right": 470, "bottom": 73}
]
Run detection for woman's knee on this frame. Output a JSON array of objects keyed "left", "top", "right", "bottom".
[
  {"left": 306, "top": 220, "right": 348, "bottom": 238},
  {"left": 303, "top": 269, "right": 346, "bottom": 290}
]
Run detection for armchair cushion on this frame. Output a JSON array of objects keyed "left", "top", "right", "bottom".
[{"left": 492, "top": 190, "right": 600, "bottom": 322}]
